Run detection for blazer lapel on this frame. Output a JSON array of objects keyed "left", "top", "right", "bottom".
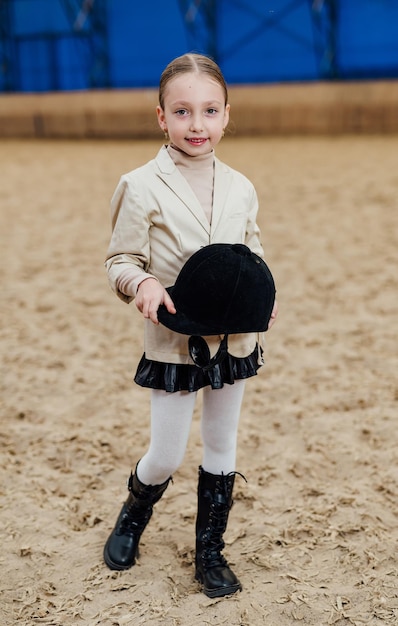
[
  {"left": 211, "top": 157, "right": 232, "bottom": 236},
  {"left": 155, "top": 147, "right": 210, "bottom": 233}
]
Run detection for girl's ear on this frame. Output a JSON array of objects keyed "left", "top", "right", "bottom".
[
  {"left": 223, "top": 103, "right": 230, "bottom": 129},
  {"left": 156, "top": 105, "right": 167, "bottom": 131}
]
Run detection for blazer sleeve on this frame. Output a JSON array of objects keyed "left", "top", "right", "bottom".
[
  {"left": 244, "top": 185, "right": 264, "bottom": 259},
  {"left": 104, "top": 174, "right": 156, "bottom": 303}
]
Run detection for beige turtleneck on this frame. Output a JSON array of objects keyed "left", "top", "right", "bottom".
[{"left": 167, "top": 145, "right": 214, "bottom": 224}]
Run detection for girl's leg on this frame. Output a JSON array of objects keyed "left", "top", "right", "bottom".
[
  {"left": 195, "top": 380, "right": 246, "bottom": 597},
  {"left": 104, "top": 388, "right": 196, "bottom": 570},
  {"left": 200, "top": 379, "right": 246, "bottom": 475},
  {"left": 137, "top": 389, "right": 197, "bottom": 485}
]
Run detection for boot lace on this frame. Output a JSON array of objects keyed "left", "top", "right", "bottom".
[
  {"left": 201, "top": 471, "right": 247, "bottom": 568},
  {"left": 118, "top": 483, "right": 156, "bottom": 536},
  {"left": 119, "top": 500, "right": 152, "bottom": 536}
]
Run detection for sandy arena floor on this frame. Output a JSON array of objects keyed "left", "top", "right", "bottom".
[{"left": 0, "top": 136, "right": 397, "bottom": 625}]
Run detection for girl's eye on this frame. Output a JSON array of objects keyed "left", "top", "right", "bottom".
[
  {"left": 206, "top": 108, "right": 217, "bottom": 115},
  {"left": 175, "top": 109, "right": 188, "bottom": 116}
]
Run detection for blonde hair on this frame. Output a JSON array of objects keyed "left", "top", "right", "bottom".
[{"left": 159, "top": 53, "right": 228, "bottom": 109}]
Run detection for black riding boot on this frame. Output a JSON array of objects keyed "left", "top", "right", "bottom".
[
  {"left": 195, "top": 466, "right": 243, "bottom": 598},
  {"left": 103, "top": 468, "right": 171, "bottom": 570}
]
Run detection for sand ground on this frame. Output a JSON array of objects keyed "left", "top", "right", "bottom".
[{"left": 0, "top": 136, "right": 397, "bottom": 625}]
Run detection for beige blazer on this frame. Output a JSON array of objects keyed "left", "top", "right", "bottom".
[{"left": 105, "top": 146, "right": 265, "bottom": 364}]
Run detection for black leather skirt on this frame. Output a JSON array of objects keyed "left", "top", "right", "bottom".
[{"left": 134, "top": 345, "right": 262, "bottom": 393}]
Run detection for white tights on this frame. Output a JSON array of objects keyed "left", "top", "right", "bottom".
[{"left": 136, "top": 380, "right": 246, "bottom": 485}]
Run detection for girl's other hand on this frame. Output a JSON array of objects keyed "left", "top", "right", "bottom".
[
  {"left": 268, "top": 300, "right": 278, "bottom": 330},
  {"left": 135, "top": 278, "right": 176, "bottom": 325}
]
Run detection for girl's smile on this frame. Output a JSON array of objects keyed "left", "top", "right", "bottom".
[{"left": 187, "top": 137, "right": 208, "bottom": 146}]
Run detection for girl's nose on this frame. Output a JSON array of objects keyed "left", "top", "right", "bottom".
[{"left": 190, "top": 114, "right": 203, "bottom": 132}]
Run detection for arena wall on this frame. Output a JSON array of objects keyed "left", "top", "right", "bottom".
[{"left": 0, "top": 80, "right": 397, "bottom": 138}]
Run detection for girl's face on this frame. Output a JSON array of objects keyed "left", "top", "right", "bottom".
[{"left": 157, "top": 72, "right": 230, "bottom": 156}]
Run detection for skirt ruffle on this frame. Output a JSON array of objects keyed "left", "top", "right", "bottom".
[{"left": 134, "top": 345, "right": 263, "bottom": 392}]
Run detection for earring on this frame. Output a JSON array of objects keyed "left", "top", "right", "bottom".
[
  {"left": 221, "top": 128, "right": 225, "bottom": 138},
  {"left": 163, "top": 129, "right": 169, "bottom": 142}
]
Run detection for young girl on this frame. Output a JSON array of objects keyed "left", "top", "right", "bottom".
[{"left": 104, "top": 53, "right": 277, "bottom": 598}]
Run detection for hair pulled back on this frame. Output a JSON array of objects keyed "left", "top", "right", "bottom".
[{"left": 159, "top": 54, "right": 228, "bottom": 110}]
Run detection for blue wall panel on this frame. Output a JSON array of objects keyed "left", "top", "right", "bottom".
[
  {"left": 337, "top": 0, "right": 398, "bottom": 78},
  {"left": 218, "top": 1, "right": 319, "bottom": 83},
  {"left": 1, "top": 0, "right": 398, "bottom": 92},
  {"left": 106, "top": 0, "right": 187, "bottom": 88},
  {"left": 12, "top": 0, "right": 70, "bottom": 36},
  {"left": 16, "top": 37, "right": 91, "bottom": 91}
]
